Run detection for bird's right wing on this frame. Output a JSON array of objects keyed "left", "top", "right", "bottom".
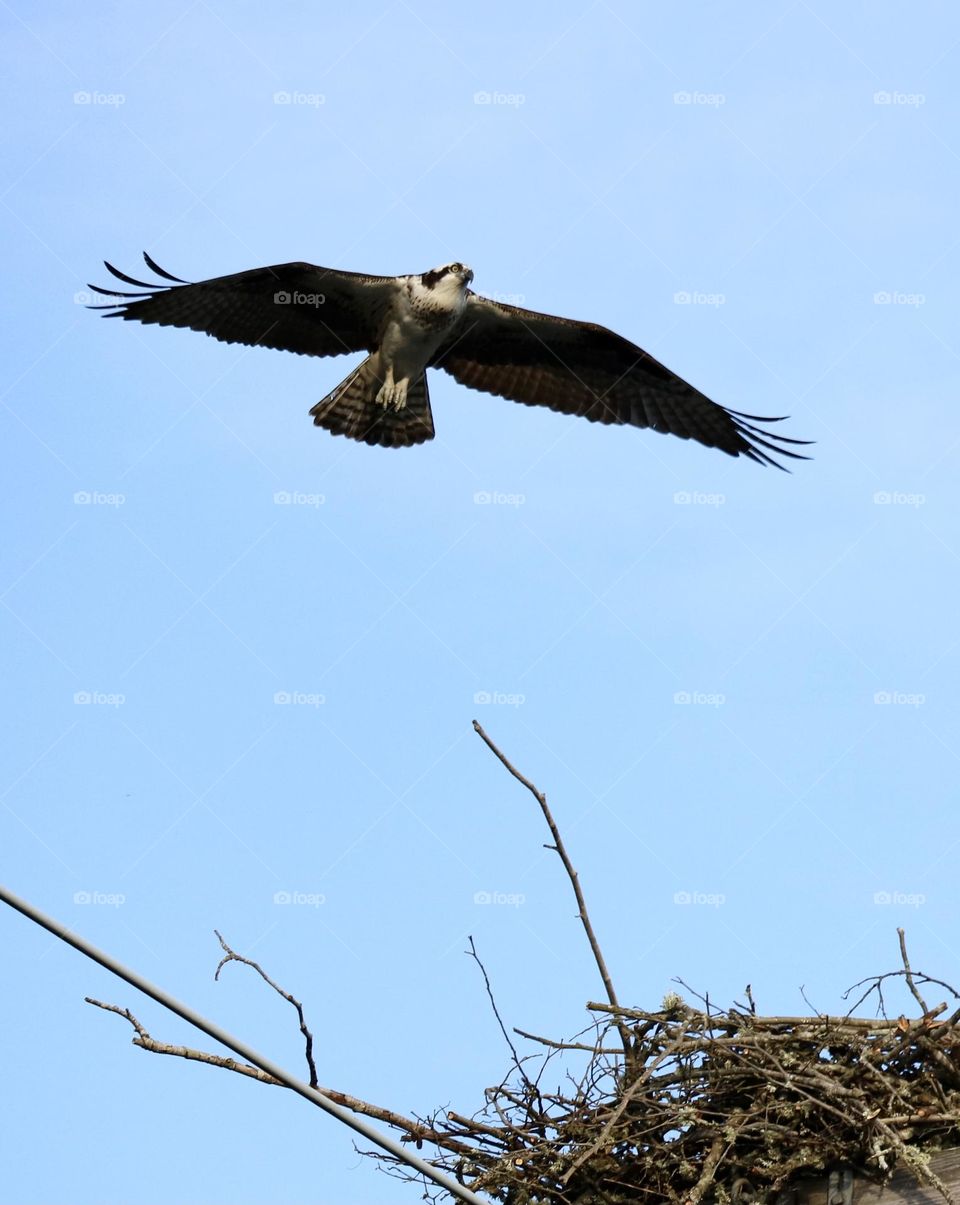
[
  {"left": 87, "top": 252, "right": 399, "bottom": 358},
  {"left": 433, "top": 293, "right": 810, "bottom": 468}
]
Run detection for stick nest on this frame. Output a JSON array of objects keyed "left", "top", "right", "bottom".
[{"left": 389, "top": 981, "right": 960, "bottom": 1205}]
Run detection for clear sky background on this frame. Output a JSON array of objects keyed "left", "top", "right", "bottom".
[{"left": 2, "top": 3, "right": 959, "bottom": 1202}]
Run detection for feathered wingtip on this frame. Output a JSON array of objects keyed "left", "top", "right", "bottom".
[
  {"left": 85, "top": 252, "right": 190, "bottom": 311},
  {"left": 727, "top": 409, "right": 814, "bottom": 471}
]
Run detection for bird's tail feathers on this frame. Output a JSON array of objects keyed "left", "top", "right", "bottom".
[{"left": 309, "top": 357, "right": 435, "bottom": 448}]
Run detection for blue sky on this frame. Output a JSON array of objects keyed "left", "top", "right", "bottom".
[{"left": 2, "top": 2, "right": 959, "bottom": 1202}]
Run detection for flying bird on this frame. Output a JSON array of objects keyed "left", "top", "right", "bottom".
[{"left": 88, "top": 253, "right": 809, "bottom": 468}]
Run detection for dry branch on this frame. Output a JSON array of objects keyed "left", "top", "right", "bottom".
[
  {"left": 472, "top": 719, "right": 633, "bottom": 1059},
  {"left": 213, "top": 929, "right": 318, "bottom": 1088}
]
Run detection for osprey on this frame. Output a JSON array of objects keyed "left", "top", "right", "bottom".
[{"left": 89, "top": 253, "right": 809, "bottom": 468}]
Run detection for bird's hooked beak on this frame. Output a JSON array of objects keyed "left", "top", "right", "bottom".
[{"left": 460, "top": 266, "right": 474, "bottom": 284}]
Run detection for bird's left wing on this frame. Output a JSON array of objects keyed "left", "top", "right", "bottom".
[
  {"left": 432, "top": 293, "right": 810, "bottom": 468},
  {"left": 88, "top": 253, "right": 399, "bottom": 358}
]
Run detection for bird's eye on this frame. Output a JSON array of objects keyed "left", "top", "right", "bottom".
[{"left": 450, "top": 262, "right": 462, "bottom": 272}]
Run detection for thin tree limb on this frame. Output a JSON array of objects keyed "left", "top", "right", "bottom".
[
  {"left": 472, "top": 721, "right": 624, "bottom": 1030},
  {"left": 466, "top": 935, "right": 523, "bottom": 1073},
  {"left": 899, "top": 928, "right": 931, "bottom": 1014},
  {"left": 84, "top": 998, "right": 478, "bottom": 1158},
  {"left": 213, "top": 929, "right": 318, "bottom": 1088}
]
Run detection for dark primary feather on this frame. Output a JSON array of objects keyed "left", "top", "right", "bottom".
[
  {"left": 433, "top": 293, "right": 811, "bottom": 469},
  {"left": 87, "top": 253, "right": 399, "bottom": 359}
]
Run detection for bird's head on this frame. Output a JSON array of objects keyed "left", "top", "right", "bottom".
[{"left": 420, "top": 262, "right": 474, "bottom": 290}]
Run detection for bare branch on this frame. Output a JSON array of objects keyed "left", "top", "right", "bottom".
[
  {"left": 472, "top": 721, "right": 623, "bottom": 1020},
  {"left": 213, "top": 930, "right": 318, "bottom": 1088},
  {"left": 899, "top": 927, "right": 930, "bottom": 1014},
  {"left": 85, "top": 998, "right": 283, "bottom": 1085},
  {"left": 466, "top": 935, "right": 523, "bottom": 1073},
  {"left": 84, "top": 998, "right": 478, "bottom": 1158},
  {"left": 513, "top": 1027, "right": 621, "bottom": 1054}
]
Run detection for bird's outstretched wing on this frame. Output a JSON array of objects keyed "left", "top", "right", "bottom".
[
  {"left": 433, "top": 294, "right": 811, "bottom": 468},
  {"left": 87, "top": 252, "right": 399, "bottom": 359}
]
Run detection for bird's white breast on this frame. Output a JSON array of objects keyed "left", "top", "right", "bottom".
[
  {"left": 377, "top": 275, "right": 467, "bottom": 380},
  {"left": 404, "top": 274, "right": 469, "bottom": 324}
]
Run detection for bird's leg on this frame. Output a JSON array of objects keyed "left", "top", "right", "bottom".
[
  {"left": 375, "top": 365, "right": 395, "bottom": 409},
  {"left": 375, "top": 366, "right": 409, "bottom": 411}
]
